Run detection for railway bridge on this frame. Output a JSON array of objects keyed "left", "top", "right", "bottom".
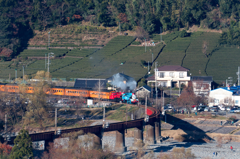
[{"left": 6, "top": 105, "right": 161, "bottom": 153}]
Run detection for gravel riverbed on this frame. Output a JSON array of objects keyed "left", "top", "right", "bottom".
[{"left": 102, "top": 135, "right": 240, "bottom": 159}]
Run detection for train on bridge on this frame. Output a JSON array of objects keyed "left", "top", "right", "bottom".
[{"left": 0, "top": 83, "right": 138, "bottom": 103}]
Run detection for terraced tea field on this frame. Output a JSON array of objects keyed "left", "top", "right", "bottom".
[{"left": 0, "top": 32, "right": 239, "bottom": 85}]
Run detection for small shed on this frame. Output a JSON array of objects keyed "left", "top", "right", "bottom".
[{"left": 135, "top": 85, "right": 152, "bottom": 98}]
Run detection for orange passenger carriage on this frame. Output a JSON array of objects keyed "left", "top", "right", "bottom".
[
  {"left": 0, "top": 84, "right": 6, "bottom": 92},
  {"left": 0, "top": 83, "right": 122, "bottom": 101},
  {"left": 89, "top": 90, "right": 112, "bottom": 100},
  {"left": 65, "top": 88, "right": 89, "bottom": 98},
  {"left": 5, "top": 84, "right": 19, "bottom": 93},
  {"left": 49, "top": 88, "right": 65, "bottom": 96},
  {"left": 25, "top": 86, "right": 34, "bottom": 94}
]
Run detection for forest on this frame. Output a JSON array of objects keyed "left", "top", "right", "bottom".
[{"left": 1, "top": 0, "right": 240, "bottom": 57}]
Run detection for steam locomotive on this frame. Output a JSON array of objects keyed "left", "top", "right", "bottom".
[{"left": 0, "top": 83, "right": 123, "bottom": 101}]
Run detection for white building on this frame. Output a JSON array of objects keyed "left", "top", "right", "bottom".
[
  {"left": 146, "top": 65, "right": 190, "bottom": 87},
  {"left": 209, "top": 86, "right": 240, "bottom": 106}
]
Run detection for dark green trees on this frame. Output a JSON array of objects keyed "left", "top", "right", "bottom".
[{"left": 10, "top": 129, "right": 33, "bottom": 159}]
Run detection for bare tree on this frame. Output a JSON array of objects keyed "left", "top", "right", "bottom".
[
  {"left": 135, "top": 26, "right": 149, "bottom": 41},
  {"left": 94, "top": 79, "right": 105, "bottom": 105},
  {"left": 177, "top": 84, "right": 197, "bottom": 114},
  {"left": 75, "top": 96, "right": 85, "bottom": 119},
  {"left": 22, "top": 71, "right": 52, "bottom": 129}
]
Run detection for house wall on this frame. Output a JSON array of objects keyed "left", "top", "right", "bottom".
[
  {"left": 232, "top": 96, "right": 240, "bottom": 106},
  {"left": 136, "top": 90, "right": 150, "bottom": 98},
  {"left": 208, "top": 89, "right": 233, "bottom": 106},
  {"left": 192, "top": 81, "right": 211, "bottom": 96},
  {"left": 155, "top": 70, "right": 190, "bottom": 87}
]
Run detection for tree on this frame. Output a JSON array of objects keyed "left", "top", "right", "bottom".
[
  {"left": 22, "top": 71, "right": 52, "bottom": 128},
  {"left": 10, "top": 129, "right": 33, "bottom": 159},
  {"left": 177, "top": 83, "right": 196, "bottom": 113},
  {"left": 94, "top": 79, "right": 105, "bottom": 105},
  {"left": 0, "top": 15, "right": 12, "bottom": 48}
]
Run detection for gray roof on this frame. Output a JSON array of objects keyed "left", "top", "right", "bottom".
[
  {"left": 74, "top": 78, "right": 107, "bottom": 89},
  {"left": 157, "top": 65, "right": 189, "bottom": 71},
  {"left": 143, "top": 85, "right": 152, "bottom": 92},
  {"left": 137, "top": 85, "right": 152, "bottom": 92},
  {"left": 191, "top": 76, "right": 213, "bottom": 82},
  {"left": 146, "top": 75, "right": 155, "bottom": 81}
]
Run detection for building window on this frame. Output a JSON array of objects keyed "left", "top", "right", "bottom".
[
  {"left": 235, "top": 100, "right": 238, "bottom": 104},
  {"left": 224, "top": 99, "right": 229, "bottom": 103},
  {"left": 160, "top": 82, "right": 167, "bottom": 87},
  {"left": 179, "top": 72, "right": 184, "bottom": 78},
  {"left": 214, "top": 99, "right": 219, "bottom": 104},
  {"left": 169, "top": 72, "right": 173, "bottom": 77},
  {"left": 159, "top": 72, "right": 164, "bottom": 78}
]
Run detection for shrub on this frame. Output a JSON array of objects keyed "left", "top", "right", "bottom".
[
  {"left": 179, "top": 30, "right": 188, "bottom": 38},
  {"left": 132, "top": 41, "right": 141, "bottom": 45},
  {"left": 228, "top": 115, "right": 237, "bottom": 121}
]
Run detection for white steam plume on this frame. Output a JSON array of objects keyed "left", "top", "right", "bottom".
[{"left": 111, "top": 73, "right": 136, "bottom": 91}]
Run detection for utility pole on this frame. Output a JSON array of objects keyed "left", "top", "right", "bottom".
[
  {"left": 160, "top": 27, "right": 162, "bottom": 42},
  {"left": 162, "top": 91, "right": 164, "bottom": 107},
  {"left": 55, "top": 108, "right": 57, "bottom": 135},
  {"left": 125, "top": 104, "right": 128, "bottom": 133},
  {"left": 148, "top": 61, "right": 149, "bottom": 74},
  {"left": 103, "top": 105, "right": 105, "bottom": 126},
  {"left": 22, "top": 65, "right": 25, "bottom": 82},
  {"left": 47, "top": 52, "right": 54, "bottom": 73},
  {"left": 15, "top": 69, "right": 17, "bottom": 81},
  {"left": 145, "top": 38, "right": 146, "bottom": 52},
  {"left": 145, "top": 96, "right": 147, "bottom": 119},
  {"left": 179, "top": 82, "right": 181, "bottom": 96},
  {"left": 48, "top": 54, "right": 50, "bottom": 72},
  {"left": 48, "top": 31, "right": 51, "bottom": 48},
  {"left": 119, "top": 21, "right": 121, "bottom": 34},
  {"left": 152, "top": 53, "right": 153, "bottom": 64},
  {"left": 155, "top": 62, "right": 158, "bottom": 108},
  {"left": 170, "top": 79, "right": 172, "bottom": 103},
  {"left": 45, "top": 53, "right": 47, "bottom": 69},
  {"left": 4, "top": 114, "right": 7, "bottom": 133},
  {"left": 237, "top": 66, "right": 240, "bottom": 86},
  {"left": 239, "top": 67, "right": 240, "bottom": 86}
]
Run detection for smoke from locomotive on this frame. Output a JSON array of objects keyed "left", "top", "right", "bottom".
[{"left": 111, "top": 73, "right": 136, "bottom": 91}]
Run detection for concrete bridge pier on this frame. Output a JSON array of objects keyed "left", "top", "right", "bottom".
[
  {"left": 155, "top": 121, "right": 161, "bottom": 142},
  {"left": 93, "top": 132, "right": 102, "bottom": 149},
  {"left": 114, "top": 129, "right": 127, "bottom": 153},
  {"left": 145, "top": 123, "right": 156, "bottom": 145},
  {"left": 133, "top": 126, "right": 144, "bottom": 147}
]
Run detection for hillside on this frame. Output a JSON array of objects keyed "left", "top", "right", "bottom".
[
  {"left": 1, "top": 28, "right": 240, "bottom": 85},
  {"left": 2, "top": 0, "right": 240, "bottom": 59}
]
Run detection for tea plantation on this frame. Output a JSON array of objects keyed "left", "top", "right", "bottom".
[{"left": 0, "top": 32, "right": 239, "bottom": 85}]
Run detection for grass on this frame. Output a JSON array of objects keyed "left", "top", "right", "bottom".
[
  {"left": 18, "top": 49, "right": 69, "bottom": 57},
  {"left": 155, "top": 32, "right": 221, "bottom": 78},
  {"left": 152, "top": 31, "right": 180, "bottom": 44},
  {"left": 206, "top": 46, "right": 240, "bottom": 84},
  {"left": 106, "top": 105, "right": 139, "bottom": 121},
  {"left": 66, "top": 48, "right": 99, "bottom": 57},
  {"left": 182, "top": 32, "right": 220, "bottom": 76}
]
